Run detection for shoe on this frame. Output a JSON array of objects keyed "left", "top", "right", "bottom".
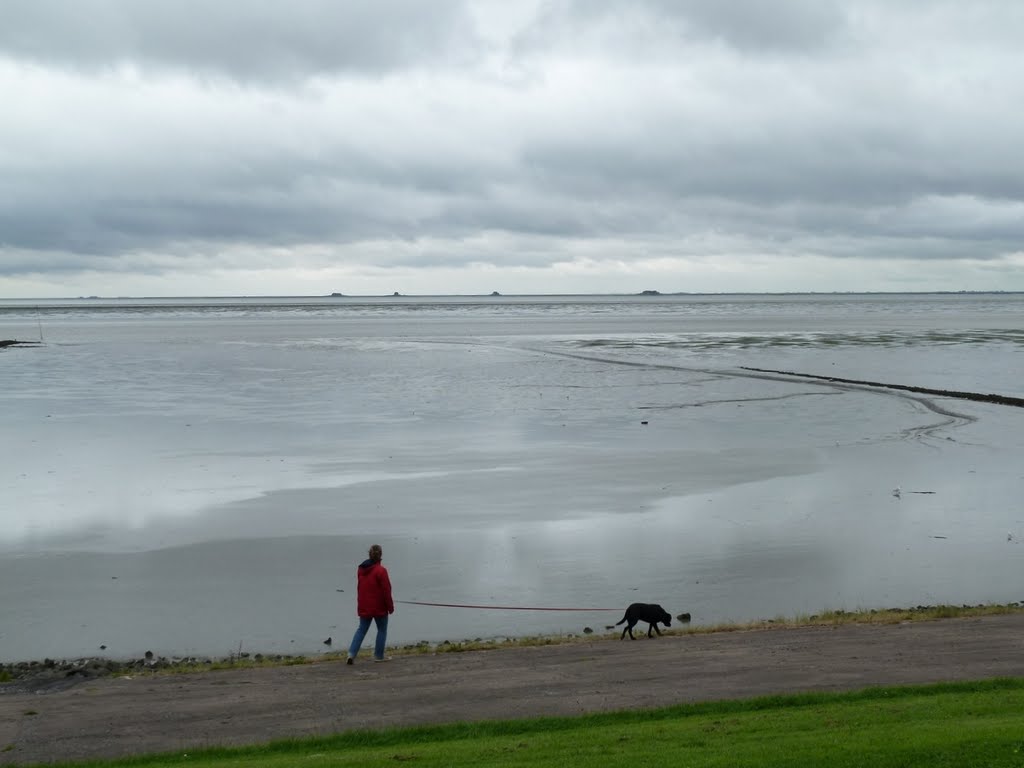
[
  {"left": 346, "top": 656, "right": 353, "bottom": 665},
  {"left": 372, "top": 656, "right": 392, "bottom": 663}
]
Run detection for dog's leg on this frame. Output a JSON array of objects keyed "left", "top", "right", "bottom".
[
  {"left": 653, "top": 623, "right": 663, "bottom": 637},
  {"left": 620, "top": 625, "right": 629, "bottom": 640}
]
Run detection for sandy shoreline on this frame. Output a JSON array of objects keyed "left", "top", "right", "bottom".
[{"left": 3, "top": 613, "right": 1024, "bottom": 765}]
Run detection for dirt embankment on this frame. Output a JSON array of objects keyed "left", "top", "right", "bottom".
[{"left": 3, "top": 613, "right": 1024, "bottom": 765}]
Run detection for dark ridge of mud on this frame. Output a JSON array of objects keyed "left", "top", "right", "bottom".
[
  {"left": 0, "top": 340, "right": 42, "bottom": 348},
  {"left": 739, "top": 366, "right": 1024, "bottom": 408}
]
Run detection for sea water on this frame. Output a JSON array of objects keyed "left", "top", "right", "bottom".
[{"left": 1, "top": 294, "right": 1022, "bottom": 662}]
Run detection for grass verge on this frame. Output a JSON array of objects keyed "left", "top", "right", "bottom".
[{"left": 25, "top": 678, "right": 1024, "bottom": 768}]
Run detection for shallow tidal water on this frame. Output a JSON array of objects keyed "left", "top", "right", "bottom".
[{"left": 1, "top": 294, "right": 1022, "bottom": 662}]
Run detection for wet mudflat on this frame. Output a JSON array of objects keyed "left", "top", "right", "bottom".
[{"left": 4, "top": 295, "right": 1024, "bottom": 662}]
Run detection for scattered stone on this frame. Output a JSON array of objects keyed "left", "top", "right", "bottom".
[
  {"left": 583, "top": 627, "right": 594, "bottom": 634},
  {"left": 676, "top": 613, "right": 692, "bottom": 623}
]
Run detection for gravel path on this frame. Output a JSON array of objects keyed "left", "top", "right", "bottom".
[{"left": 3, "top": 614, "right": 1024, "bottom": 765}]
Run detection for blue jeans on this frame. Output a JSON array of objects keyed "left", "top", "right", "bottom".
[{"left": 348, "top": 615, "right": 388, "bottom": 659}]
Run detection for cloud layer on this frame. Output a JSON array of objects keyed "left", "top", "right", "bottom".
[{"left": 3, "top": 0, "right": 1023, "bottom": 296}]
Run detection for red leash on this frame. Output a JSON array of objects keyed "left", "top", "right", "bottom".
[{"left": 396, "top": 600, "right": 619, "bottom": 612}]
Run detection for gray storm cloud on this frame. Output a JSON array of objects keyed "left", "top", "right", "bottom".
[
  {"left": 0, "top": 0, "right": 479, "bottom": 79},
  {"left": 1, "top": 1, "right": 1023, "bottom": 294}
]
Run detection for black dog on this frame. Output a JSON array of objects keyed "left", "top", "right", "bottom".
[{"left": 615, "top": 603, "right": 672, "bottom": 640}]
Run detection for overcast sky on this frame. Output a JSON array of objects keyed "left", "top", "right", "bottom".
[{"left": 2, "top": 0, "right": 1023, "bottom": 297}]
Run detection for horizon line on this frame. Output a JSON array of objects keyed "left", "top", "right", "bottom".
[{"left": 3, "top": 289, "right": 1022, "bottom": 301}]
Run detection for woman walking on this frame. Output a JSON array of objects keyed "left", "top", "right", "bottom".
[{"left": 346, "top": 544, "right": 394, "bottom": 663}]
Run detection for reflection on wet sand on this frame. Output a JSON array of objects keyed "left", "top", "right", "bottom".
[{"left": 2, "top": 295, "right": 1023, "bottom": 662}]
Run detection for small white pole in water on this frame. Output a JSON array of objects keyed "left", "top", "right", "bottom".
[{"left": 37, "top": 307, "right": 44, "bottom": 343}]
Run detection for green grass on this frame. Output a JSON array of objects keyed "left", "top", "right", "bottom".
[{"left": 28, "top": 679, "right": 1024, "bottom": 768}]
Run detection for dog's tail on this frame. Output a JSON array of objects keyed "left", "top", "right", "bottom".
[{"left": 614, "top": 613, "right": 628, "bottom": 626}]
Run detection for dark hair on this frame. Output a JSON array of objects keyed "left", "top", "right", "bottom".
[{"left": 368, "top": 544, "right": 383, "bottom": 562}]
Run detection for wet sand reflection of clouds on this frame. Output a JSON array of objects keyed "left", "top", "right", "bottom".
[{"left": 1, "top": 294, "right": 1023, "bottom": 661}]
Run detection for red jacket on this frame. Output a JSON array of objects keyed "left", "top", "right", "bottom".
[{"left": 356, "top": 559, "right": 394, "bottom": 618}]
